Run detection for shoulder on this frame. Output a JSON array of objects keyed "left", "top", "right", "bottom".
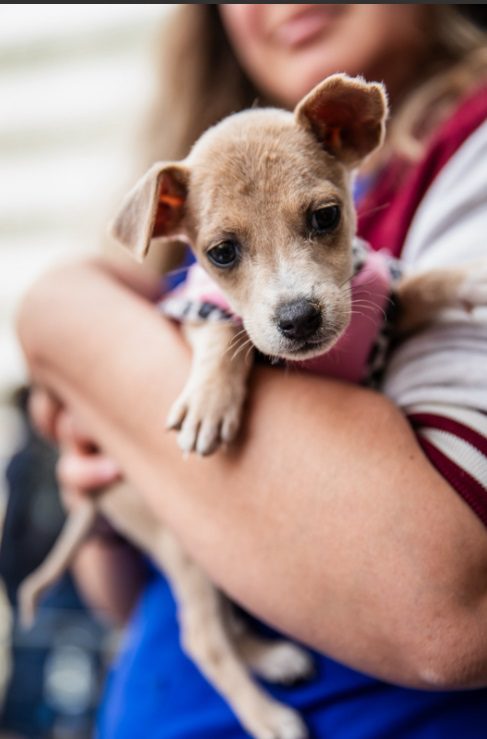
[
  {"left": 358, "top": 83, "right": 487, "bottom": 258},
  {"left": 379, "top": 88, "right": 487, "bottom": 528}
]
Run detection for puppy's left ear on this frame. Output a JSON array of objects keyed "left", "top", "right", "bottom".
[
  {"left": 110, "top": 162, "right": 189, "bottom": 261},
  {"left": 295, "top": 74, "right": 388, "bottom": 167}
]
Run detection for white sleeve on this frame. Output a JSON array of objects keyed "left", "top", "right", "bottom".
[
  {"left": 382, "top": 119, "right": 487, "bottom": 412},
  {"left": 380, "top": 121, "right": 487, "bottom": 510}
]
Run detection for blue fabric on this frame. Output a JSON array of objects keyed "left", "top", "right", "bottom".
[
  {"left": 98, "top": 569, "right": 487, "bottom": 739},
  {"left": 353, "top": 173, "right": 378, "bottom": 205}
]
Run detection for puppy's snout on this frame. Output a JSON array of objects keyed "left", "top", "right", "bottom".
[{"left": 276, "top": 299, "right": 322, "bottom": 341}]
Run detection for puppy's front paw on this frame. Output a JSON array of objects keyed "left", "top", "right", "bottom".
[
  {"left": 166, "top": 382, "right": 244, "bottom": 456},
  {"left": 250, "top": 642, "right": 315, "bottom": 685}
]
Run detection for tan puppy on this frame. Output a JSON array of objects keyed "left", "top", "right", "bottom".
[
  {"left": 112, "top": 73, "right": 486, "bottom": 455},
  {"left": 19, "top": 75, "right": 487, "bottom": 739},
  {"left": 114, "top": 75, "right": 385, "bottom": 456}
]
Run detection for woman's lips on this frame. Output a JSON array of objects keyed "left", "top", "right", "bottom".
[{"left": 271, "top": 5, "right": 346, "bottom": 49}]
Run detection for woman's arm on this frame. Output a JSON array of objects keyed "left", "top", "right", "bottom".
[{"left": 17, "top": 259, "right": 487, "bottom": 689}]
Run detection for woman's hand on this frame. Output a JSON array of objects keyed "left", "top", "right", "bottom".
[
  {"left": 29, "top": 386, "right": 121, "bottom": 507},
  {"left": 28, "top": 385, "right": 145, "bottom": 624}
]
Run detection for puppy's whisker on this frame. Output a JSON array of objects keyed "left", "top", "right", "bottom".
[
  {"left": 232, "top": 338, "right": 253, "bottom": 363},
  {"left": 352, "top": 295, "right": 389, "bottom": 311},
  {"left": 339, "top": 271, "right": 357, "bottom": 289},
  {"left": 233, "top": 335, "right": 252, "bottom": 355},
  {"left": 351, "top": 299, "right": 382, "bottom": 312},
  {"left": 225, "top": 326, "right": 249, "bottom": 347},
  {"left": 353, "top": 292, "right": 394, "bottom": 308},
  {"left": 226, "top": 328, "right": 249, "bottom": 355},
  {"left": 358, "top": 201, "right": 390, "bottom": 219},
  {"left": 244, "top": 343, "right": 254, "bottom": 364},
  {"left": 351, "top": 298, "right": 389, "bottom": 322},
  {"left": 228, "top": 343, "right": 245, "bottom": 362},
  {"left": 231, "top": 337, "right": 254, "bottom": 363},
  {"left": 348, "top": 308, "right": 383, "bottom": 329},
  {"left": 228, "top": 342, "right": 252, "bottom": 363},
  {"left": 350, "top": 302, "right": 383, "bottom": 318},
  {"left": 164, "top": 265, "right": 191, "bottom": 280}
]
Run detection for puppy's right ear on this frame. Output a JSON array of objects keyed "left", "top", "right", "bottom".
[{"left": 110, "top": 163, "right": 189, "bottom": 261}]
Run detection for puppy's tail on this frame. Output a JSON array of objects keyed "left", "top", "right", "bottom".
[{"left": 18, "top": 498, "right": 97, "bottom": 629}]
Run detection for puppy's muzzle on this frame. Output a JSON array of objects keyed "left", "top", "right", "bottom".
[{"left": 276, "top": 299, "right": 322, "bottom": 341}]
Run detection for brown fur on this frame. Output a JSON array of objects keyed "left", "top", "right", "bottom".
[
  {"left": 396, "top": 264, "right": 487, "bottom": 334},
  {"left": 113, "top": 75, "right": 388, "bottom": 370}
]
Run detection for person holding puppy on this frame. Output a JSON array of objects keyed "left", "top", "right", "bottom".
[{"left": 20, "top": 5, "right": 487, "bottom": 738}]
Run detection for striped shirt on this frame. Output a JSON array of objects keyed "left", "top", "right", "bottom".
[{"left": 359, "top": 84, "right": 487, "bottom": 526}]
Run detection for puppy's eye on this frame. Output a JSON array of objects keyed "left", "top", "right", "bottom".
[
  {"left": 309, "top": 205, "right": 341, "bottom": 235},
  {"left": 207, "top": 240, "right": 239, "bottom": 269}
]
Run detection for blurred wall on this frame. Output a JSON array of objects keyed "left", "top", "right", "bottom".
[{"left": 0, "top": 4, "right": 172, "bottom": 499}]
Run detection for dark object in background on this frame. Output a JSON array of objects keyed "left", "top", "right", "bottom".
[
  {"left": 458, "top": 5, "right": 487, "bottom": 28},
  {"left": 0, "top": 389, "right": 110, "bottom": 738},
  {"left": 0, "top": 390, "right": 64, "bottom": 605}
]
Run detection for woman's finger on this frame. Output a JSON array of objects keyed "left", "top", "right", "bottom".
[
  {"left": 56, "top": 451, "right": 121, "bottom": 493},
  {"left": 28, "top": 386, "right": 61, "bottom": 441},
  {"left": 55, "top": 407, "right": 100, "bottom": 452}
]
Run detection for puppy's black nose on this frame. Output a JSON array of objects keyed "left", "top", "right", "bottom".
[{"left": 276, "top": 299, "right": 322, "bottom": 341}]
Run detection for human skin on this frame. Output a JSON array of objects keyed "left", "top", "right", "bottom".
[
  {"left": 18, "top": 258, "right": 487, "bottom": 689},
  {"left": 219, "top": 4, "right": 432, "bottom": 108}
]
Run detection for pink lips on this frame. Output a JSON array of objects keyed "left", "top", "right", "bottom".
[{"left": 271, "top": 5, "right": 346, "bottom": 49}]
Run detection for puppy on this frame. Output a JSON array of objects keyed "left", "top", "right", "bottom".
[
  {"left": 19, "top": 75, "right": 487, "bottom": 739},
  {"left": 111, "top": 73, "right": 486, "bottom": 456}
]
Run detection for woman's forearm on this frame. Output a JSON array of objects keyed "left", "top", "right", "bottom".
[
  {"left": 18, "top": 260, "right": 487, "bottom": 689},
  {"left": 92, "top": 254, "right": 163, "bottom": 300}
]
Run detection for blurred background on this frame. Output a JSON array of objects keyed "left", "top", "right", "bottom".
[{"left": 0, "top": 5, "right": 171, "bottom": 737}]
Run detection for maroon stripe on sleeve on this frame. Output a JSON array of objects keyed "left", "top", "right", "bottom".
[
  {"left": 417, "top": 435, "right": 487, "bottom": 527},
  {"left": 357, "top": 84, "right": 487, "bottom": 257},
  {"left": 409, "top": 412, "right": 487, "bottom": 456}
]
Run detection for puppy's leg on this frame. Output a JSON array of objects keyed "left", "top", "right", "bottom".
[
  {"left": 396, "top": 261, "right": 487, "bottom": 335},
  {"left": 151, "top": 529, "right": 308, "bottom": 739},
  {"left": 166, "top": 321, "right": 253, "bottom": 455},
  {"left": 228, "top": 611, "right": 315, "bottom": 685},
  {"left": 18, "top": 498, "right": 97, "bottom": 627}
]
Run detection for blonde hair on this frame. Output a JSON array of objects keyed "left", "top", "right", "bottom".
[
  {"left": 138, "top": 5, "right": 486, "bottom": 270},
  {"left": 391, "top": 6, "right": 487, "bottom": 159},
  {"left": 141, "top": 5, "right": 259, "bottom": 164}
]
